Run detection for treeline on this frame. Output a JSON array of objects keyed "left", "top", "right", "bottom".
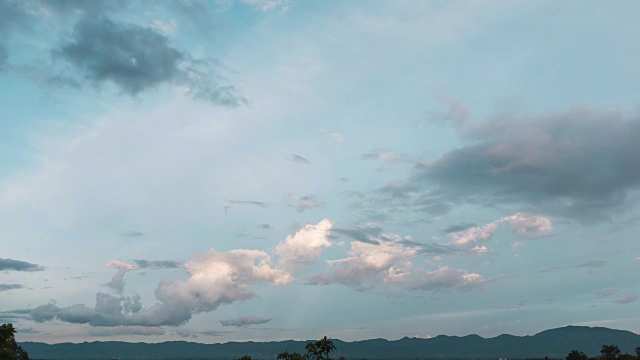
[{"left": 566, "top": 345, "right": 640, "bottom": 360}]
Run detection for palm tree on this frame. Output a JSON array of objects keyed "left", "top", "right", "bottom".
[{"left": 305, "top": 336, "right": 336, "bottom": 360}]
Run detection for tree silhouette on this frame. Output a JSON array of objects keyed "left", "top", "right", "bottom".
[
  {"left": 277, "top": 350, "right": 306, "bottom": 360},
  {"left": 635, "top": 347, "right": 640, "bottom": 360},
  {"left": 566, "top": 350, "right": 588, "bottom": 360},
  {"left": 239, "top": 355, "right": 252, "bottom": 360},
  {"left": 305, "top": 336, "right": 336, "bottom": 360},
  {"left": 0, "top": 323, "right": 29, "bottom": 360},
  {"left": 601, "top": 345, "right": 622, "bottom": 360}
]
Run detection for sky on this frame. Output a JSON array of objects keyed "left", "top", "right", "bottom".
[{"left": 1, "top": 0, "right": 640, "bottom": 344}]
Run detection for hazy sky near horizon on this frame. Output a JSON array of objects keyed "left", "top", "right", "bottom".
[{"left": 1, "top": 0, "right": 640, "bottom": 344}]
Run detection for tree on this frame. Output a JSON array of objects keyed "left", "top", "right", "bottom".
[
  {"left": 566, "top": 350, "right": 589, "bottom": 360},
  {"left": 0, "top": 323, "right": 29, "bottom": 360},
  {"left": 239, "top": 355, "right": 252, "bottom": 360},
  {"left": 635, "top": 347, "right": 640, "bottom": 360},
  {"left": 277, "top": 350, "right": 306, "bottom": 360},
  {"left": 305, "top": 336, "right": 336, "bottom": 360},
  {"left": 601, "top": 345, "right": 622, "bottom": 360}
]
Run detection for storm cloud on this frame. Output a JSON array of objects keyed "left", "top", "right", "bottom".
[
  {"left": 0, "top": 258, "right": 44, "bottom": 272},
  {"left": 53, "top": 16, "right": 245, "bottom": 105},
  {"left": 410, "top": 107, "right": 640, "bottom": 220}
]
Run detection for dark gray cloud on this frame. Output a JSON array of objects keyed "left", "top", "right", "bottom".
[
  {"left": 576, "top": 259, "right": 609, "bottom": 269},
  {"left": 290, "top": 154, "right": 311, "bottom": 165},
  {"left": 53, "top": 16, "right": 245, "bottom": 105},
  {"left": 331, "top": 227, "right": 385, "bottom": 245},
  {"left": 443, "top": 223, "right": 477, "bottom": 233},
  {"left": 121, "top": 230, "right": 143, "bottom": 238},
  {"left": 0, "top": 284, "right": 23, "bottom": 291},
  {"left": 227, "top": 200, "right": 268, "bottom": 207},
  {"left": 258, "top": 223, "right": 272, "bottom": 230},
  {"left": 0, "top": 258, "right": 44, "bottom": 272},
  {"left": 13, "top": 292, "right": 192, "bottom": 327},
  {"left": 220, "top": 316, "right": 272, "bottom": 327},
  {"left": 393, "top": 107, "right": 640, "bottom": 221},
  {"left": 133, "top": 260, "right": 181, "bottom": 269},
  {"left": 54, "top": 17, "right": 182, "bottom": 95}
]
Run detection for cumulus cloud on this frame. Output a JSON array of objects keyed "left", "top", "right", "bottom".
[
  {"left": 220, "top": 316, "right": 272, "bottom": 327},
  {"left": 156, "top": 248, "right": 292, "bottom": 316},
  {"left": 445, "top": 213, "right": 553, "bottom": 254},
  {"left": 5, "top": 221, "right": 336, "bottom": 327},
  {"left": 308, "top": 240, "right": 416, "bottom": 289},
  {"left": 409, "top": 107, "right": 640, "bottom": 220},
  {"left": 0, "top": 258, "right": 44, "bottom": 272},
  {"left": 106, "top": 260, "right": 138, "bottom": 294},
  {"left": 308, "top": 237, "right": 486, "bottom": 292},
  {"left": 275, "top": 219, "right": 333, "bottom": 270},
  {"left": 53, "top": 16, "right": 245, "bottom": 105},
  {"left": 0, "top": 284, "right": 23, "bottom": 292}
]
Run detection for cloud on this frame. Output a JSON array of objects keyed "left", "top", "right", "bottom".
[
  {"left": 53, "top": 16, "right": 245, "bottom": 105},
  {"left": 576, "top": 259, "right": 609, "bottom": 269},
  {"left": 106, "top": 260, "right": 138, "bottom": 294},
  {"left": 227, "top": 200, "right": 268, "bottom": 207},
  {"left": 0, "top": 284, "right": 23, "bottom": 292},
  {"left": 290, "top": 154, "right": 311, "bottom": 165},
  {"left": 308, "top": 238, "right": 485, "bottom": 292},
  {"left": 425, "top": 93, "right": 470, "bottom": 128},
  {"left": 595, "top": 288, "right": 639, "bottom": 305},
  {"left": 133, "top": 260, "right": 181, "bottom": 269},
  {"left": 275, "top": 219, "right": 333, "bottom": 271},
  {"left": 408, "top": 107, "right": 640, "bottom": 220},
  {"left": 307, "top": 240, "right": 416, "bottom": 289},
  {"left": 442, "top": 223, "right": 477, "bottom": 233},
  {"left": 155, "top": 248, "right": 291, "bottom": 317},
  {"left": 0, "top": 258, "right": 44, "bottom": 272},
  {"left": 259, "top": 223, "right": 272, "bottom": 230},
  {"left": 88, "top": 326, "right": 165, "bottom": 337},
  {"left": 219, "top": 316, "right": 272, "bottom": 327},
  {"left": 361, "top": 150, "right": 406, "bottom": 167},
  {"left": 445, "top": 213, "right": 553, "bottom": 254},
  {"left": 8, "top": 221, "right": 336, "bottom": 327},
  {"left": 121, "top": 230, "right": 143, "bottom": 238},
  {"left": 289, "top": 195, "right": 325, "bottom": 213}
]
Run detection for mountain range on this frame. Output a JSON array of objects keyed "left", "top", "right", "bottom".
[{"left": 20, "top": 325, "right": 640, "bottom": 360}]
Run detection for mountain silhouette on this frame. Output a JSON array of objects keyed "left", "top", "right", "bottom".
[{"left": 20, "top": 325, "right": 640, "bottom": 359}]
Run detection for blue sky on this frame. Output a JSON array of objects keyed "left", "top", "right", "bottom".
[{"left": 1, "top": 0, "right": 640, "bottom": 344}]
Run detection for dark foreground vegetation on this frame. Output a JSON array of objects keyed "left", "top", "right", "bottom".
[
  {"left": 4, "top": 323, "right": 640, "bottom": 360},
  {"left": 1, "top": 323, "right": 30, "bottom": 360}
]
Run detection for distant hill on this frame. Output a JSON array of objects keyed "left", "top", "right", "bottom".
[{"left": 20, "top": 325, "right": 640, "bottom": 360}]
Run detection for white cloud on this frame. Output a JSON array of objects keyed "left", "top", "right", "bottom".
[
  {"left": 275, "top": 219, "right": 333, "bottom": 271},
  {"left": 156, "top": 248, "right": 292, "bottom": 314},
  {"left": 446, "top": 213, "right": 553, "bottom": 254}
]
